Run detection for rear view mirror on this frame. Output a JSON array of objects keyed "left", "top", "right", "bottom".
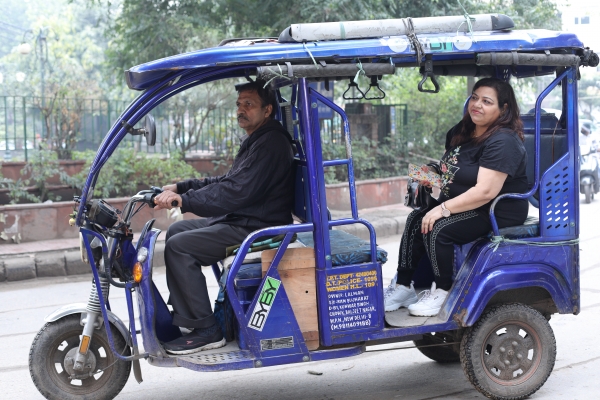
[
  {"left": 144, "top": 114, "right": 156, "bottom": 146},
  {"left": 126, "top": 114, "right": 156, "bottom": 146}
]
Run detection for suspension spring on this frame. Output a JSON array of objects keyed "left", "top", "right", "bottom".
[{"left": 86, "top": 275, "right": 110, "bottom": 313}]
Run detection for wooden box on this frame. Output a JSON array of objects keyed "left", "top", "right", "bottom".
[{"left": 261, "top": 247, "right": 319, "bottom": 350}]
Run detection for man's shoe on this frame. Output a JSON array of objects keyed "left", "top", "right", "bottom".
[
  {"left": 163, "top": 325, "right": 226, "bottom": 355},
  {"left": 384, "top": 274, "right": 418, "bottom": 312},
  {"left": 408, "top": 282, "right": 448, "bottom": 317}
]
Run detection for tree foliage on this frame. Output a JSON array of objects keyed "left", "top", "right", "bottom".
[
  {"left": 382, "top": 69, "right": 468, "bottom": 159},
  {"left": 72, "top": 148, "right": 197, "bottom": 198},
  {"left": 98, "top": 0, "right": 562, "bottom": 72},
  {"left": 0, "top": 0, "right": 109, "bottom": 159}
]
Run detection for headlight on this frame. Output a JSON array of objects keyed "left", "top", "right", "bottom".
[
  {"left": 137, "top": 247, "right": 149, "bottom": 263},
  {"left": 87, "top": 199, "right": 119, "bottom": 227}
]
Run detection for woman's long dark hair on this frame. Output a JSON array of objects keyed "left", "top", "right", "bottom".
[{"left": 450, "top": 78, "right": 524, "bottom": 147}]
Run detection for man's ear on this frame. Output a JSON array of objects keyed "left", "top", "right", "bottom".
[{"left": 265, "top": 104, "right": 273, "bottom": 117}]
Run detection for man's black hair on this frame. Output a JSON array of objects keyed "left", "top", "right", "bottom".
[{"left": 236, "top": 80, "right": 277, "bottom": 118}]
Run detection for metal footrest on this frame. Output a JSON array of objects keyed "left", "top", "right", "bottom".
[{"left": 175, "top": 343, "right": 255, "bottom": 371}]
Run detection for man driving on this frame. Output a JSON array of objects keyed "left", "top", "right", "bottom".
[{"left": 153, "top": 80, "right": 295, "bottom": 354}]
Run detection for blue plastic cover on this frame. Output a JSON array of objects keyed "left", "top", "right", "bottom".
[{"left": 125, "top": 30, "right": 584, "bottom": 90}]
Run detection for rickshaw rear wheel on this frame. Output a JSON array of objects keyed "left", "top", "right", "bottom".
[
  {"left": 29, "top": 314, "right": 131, "bottom": 400},
  {"left": 460, "top": 303, "right": 556, "bottom": 400},
  {"left": 414, "top": 331, "right": 462, "bottom": 363}
]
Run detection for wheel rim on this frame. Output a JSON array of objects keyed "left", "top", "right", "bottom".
[
  {"left": 45, "top": 327, "right": 116, "bottom": 395},
  {"left": 480, "top": 320, "right": 542, "bottom": 386}
]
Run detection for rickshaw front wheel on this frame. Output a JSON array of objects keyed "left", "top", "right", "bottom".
[
  {"left": 29, "top": 314, "right": 132, "bottom": 400},
  {"left": 460, "top": 303, "right": 556, "bottom": 400}
]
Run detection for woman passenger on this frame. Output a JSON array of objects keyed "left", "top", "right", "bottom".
[{"left": 384, "top": 78, "right": 528, "bottom": 317}]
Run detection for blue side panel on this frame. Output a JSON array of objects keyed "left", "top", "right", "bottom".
[
  {"left": 240, "top": 266, "right": 309, "bottom": 360},
  {"left": 452, "top": 243, "right": 578, "bottom": 326},
  {"left": 136, "top": 228, "right": 181, "bottom": 358},
  {"left": 539, "top": 153, "right": 576, "bottom": 238}
]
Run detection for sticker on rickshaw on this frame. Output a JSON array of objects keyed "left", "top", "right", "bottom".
[
  {"left": 248, "top": 276, "right": 281, "bottom": 331},
  {"left": 327, "top": 270, "right": 378, "bottom": 331},
  {"left": 382, "top": 35, "right": 471, "bottom": 53}
]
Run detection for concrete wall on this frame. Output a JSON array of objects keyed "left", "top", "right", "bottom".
[
  {"left": 0, "top": 198, "right": 199, "bottom": 244},
  {"left": 0, "top": 176, "right": 408, "bottom": 243},
  {"left": 0, "top": 156, "right": 230, "bottom": 183},
  {"left": 325, "top": 176, "right": 408, "bottom": 211}
]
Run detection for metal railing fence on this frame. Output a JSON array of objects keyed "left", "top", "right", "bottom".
[
  {"left": 0, "top": 96, "right": 244, "bottom": 161},
  {"left": 1, "top": 96, "right": 408, "bottom": 162}
]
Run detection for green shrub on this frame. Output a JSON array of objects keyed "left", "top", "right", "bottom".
[
  {"left": 322, "top": 135, "right": 408, "bottom": 184},
  {"left": 73, "top": 148, "right": 197, "bottom": 198},
  {"left": 1, "top": 143, "right": 72, "bottom": 203}
]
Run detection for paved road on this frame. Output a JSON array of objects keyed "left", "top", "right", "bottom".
[{"left": 1, "top": 197, "right": 599, "bottom": 399}]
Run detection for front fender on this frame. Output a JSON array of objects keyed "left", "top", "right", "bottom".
[
  {"left": 45, "top": 303, "right": 132, "bottom": 346},
  {"left": 456, "top": 266, "right": 575, "bottom": 327}
]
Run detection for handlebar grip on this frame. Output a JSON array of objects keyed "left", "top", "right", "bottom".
[{"left": 171, "top": 200, "right": 179, "bottom": 207}]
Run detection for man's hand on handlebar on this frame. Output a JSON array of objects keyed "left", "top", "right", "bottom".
[
  {"left": 153, "top": 189, "right": 182, "bottom": 210},
  {"left": 162, "top": 184, "right": 178, "bottom": 193}
]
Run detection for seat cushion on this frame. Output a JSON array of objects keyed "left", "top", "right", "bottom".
[
  {"left": 494, "top": 216, "right": 540, "bottom": 239},
  {"left": 297, "top": 230, "right": 387, "bottom": 266}
]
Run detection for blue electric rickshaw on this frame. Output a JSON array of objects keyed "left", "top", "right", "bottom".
[{"left": 28, "top": 14, "right": 598, "bottom": 400}]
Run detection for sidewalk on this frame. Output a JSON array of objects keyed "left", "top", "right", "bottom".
[{"left": 0, "top": 203, "right": 412, "bottom": 283}]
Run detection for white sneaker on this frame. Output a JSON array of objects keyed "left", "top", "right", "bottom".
[
  {"left": 384, "top": 274, "right": 418, "bottom": 312},
  {"left": 408, "top": 282, "right": 448, "bottom": 317}
]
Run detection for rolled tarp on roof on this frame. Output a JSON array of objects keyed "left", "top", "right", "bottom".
[
  {"left": 477, "top": 52, "right": 580, "bottom": 66},
  {"left": 279, "top": 14, "right": 514, "bottom": 42},
  {"left": 257, "top": 63, "right": 395, "bottom": 80}
]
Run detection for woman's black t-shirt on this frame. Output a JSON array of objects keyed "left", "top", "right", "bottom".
[{"left": 437, "top": 122, "right": 529, "bottom": 228}]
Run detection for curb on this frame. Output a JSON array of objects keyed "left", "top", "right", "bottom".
[
  {"left": 0, "top": 242, "right": 168, "bottom": 283},
  {"left": 0, "top": 216, "right": 406, "bottom": 283},
  {"left": 333, "top": 216, "right": 406, "bottom": 241}
]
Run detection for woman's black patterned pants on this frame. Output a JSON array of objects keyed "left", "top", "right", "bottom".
[{"left": 396, "top": 207, "right": 492, "bottom": 291}]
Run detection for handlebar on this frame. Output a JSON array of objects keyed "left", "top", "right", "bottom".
[
  {"left": 144, "top": 186, "right": 178, "bottom": 208},
  {"left": 120, "top": 186, "right": 180, "bottom": 225}
]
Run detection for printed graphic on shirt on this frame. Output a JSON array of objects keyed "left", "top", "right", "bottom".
[{"left": 440, "top": 146, "right": 461, "bottom": 197}]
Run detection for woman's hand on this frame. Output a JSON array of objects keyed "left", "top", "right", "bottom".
[{"left": 421, "top": 205, "right": 444, "bottom": 234}]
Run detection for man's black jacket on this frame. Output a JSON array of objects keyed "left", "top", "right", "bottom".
[{"left": 176, "top": 119, "right": 295, "bottom": 231}]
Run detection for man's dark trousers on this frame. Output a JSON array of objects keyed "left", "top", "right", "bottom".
[{"left": 165, "top": 218, "right": 252, "bottom": 329}]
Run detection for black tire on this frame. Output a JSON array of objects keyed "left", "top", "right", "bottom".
[
  {"left": 460, "top": 304, "right": 556, "bottom": 400},
  {"left": 414, "top": 331, "right": 462, "bottom": 363},
  {"left": 29, "top": 314, "right": 131, "bottom": 400},
  {"left": 584, "top": 184, "right": 592, "bottom": 204}
]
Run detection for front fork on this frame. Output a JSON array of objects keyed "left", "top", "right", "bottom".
[{"left": 72, "top": 275, "right": 110, "bottom": 372}]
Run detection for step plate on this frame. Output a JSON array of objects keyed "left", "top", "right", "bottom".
[{"left": 175, "top": 342, "right": 255, "bottom": 372}]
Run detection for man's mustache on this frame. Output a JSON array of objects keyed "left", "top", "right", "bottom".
[{"left": 237, "top": 114, "right": 248, "bottom": 121}]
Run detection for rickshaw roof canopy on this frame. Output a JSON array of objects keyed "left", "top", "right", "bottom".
[{"left": 125, "top": 28, "right": 584, "bottom": 91}]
